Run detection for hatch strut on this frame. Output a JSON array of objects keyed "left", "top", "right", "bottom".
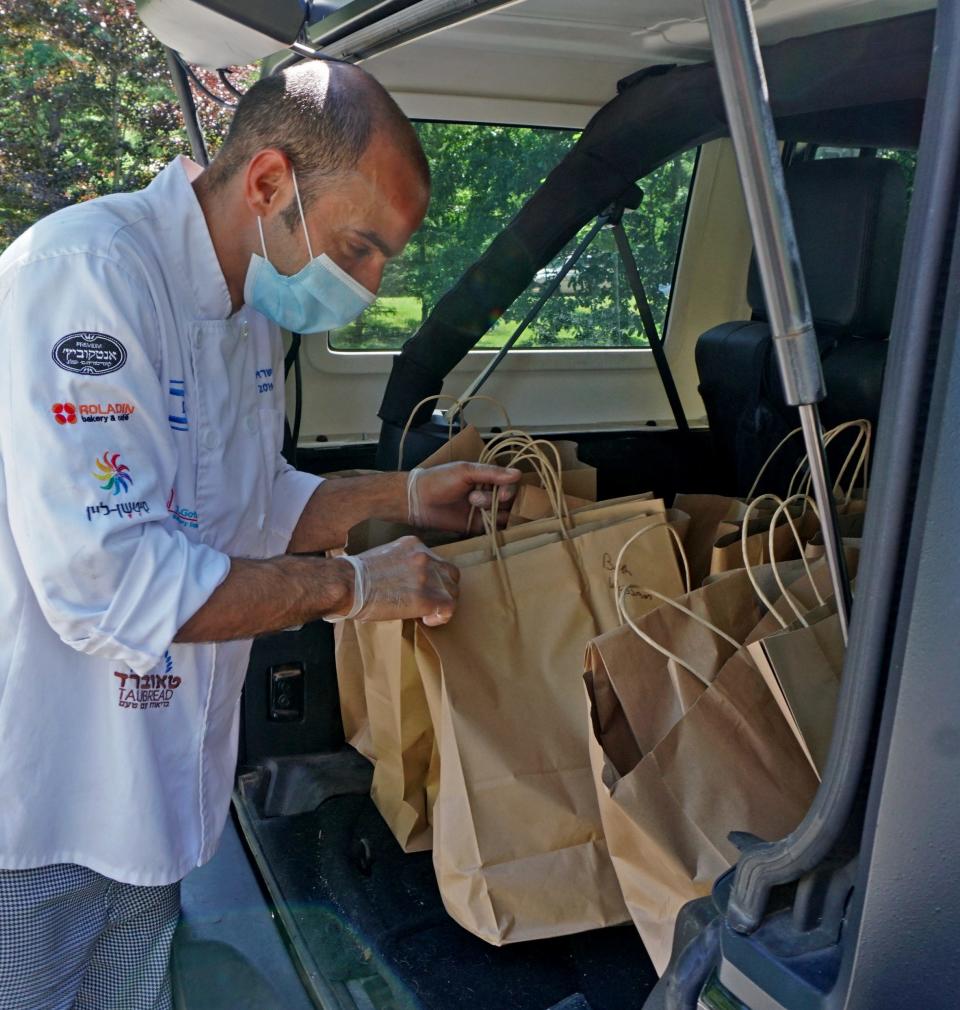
[
  {"left": 455, "top": 191, "right": 689, "bottom": 433},
  {"left": 163, "top": 45, "right": 209, "bottom": 167},
  {"left": 703, "top": 0, "right": 853, "bottom": 643}
]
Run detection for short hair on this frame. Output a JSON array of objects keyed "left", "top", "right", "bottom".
[{"left": 205, "top": 60, "right": 429, "bottom": 221}]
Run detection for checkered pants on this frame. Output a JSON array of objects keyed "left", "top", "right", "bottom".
[{"left": 0, "top": 863, "right": 180, "bottom": 1010}]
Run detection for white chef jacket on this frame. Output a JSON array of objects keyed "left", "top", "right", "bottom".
[{"left": 0, "top": 157, "right": 323, "bottom": 885}]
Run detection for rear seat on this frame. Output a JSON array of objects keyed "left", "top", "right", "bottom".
[{"left": 695, "top": 156, "right": 908, "bottom": 495}]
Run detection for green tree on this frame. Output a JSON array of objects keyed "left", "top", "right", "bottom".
[
  {"left": 1, "top": 10, "right": 697, "bottom": 353},
  {"left": 333, "top": 122, "right": 696, "bottom": 351},
  {"left": 0, "top": 0, "right": 243, "bottom": 248},
  {"left": 518, "top": 148, "right": 696, "bottom": 347}
]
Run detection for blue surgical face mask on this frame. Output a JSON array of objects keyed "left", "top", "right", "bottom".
[{"left": 243, "top": 169, "right": 375, "bottom": 333}]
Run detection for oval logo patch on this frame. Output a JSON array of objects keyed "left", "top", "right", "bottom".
[{"left": 52, "top": 332, "right": 127, "bottom": 376}]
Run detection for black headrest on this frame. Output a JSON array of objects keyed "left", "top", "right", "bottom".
[{"left": 747, "top": 157, "right": 908, "bottom": 336}]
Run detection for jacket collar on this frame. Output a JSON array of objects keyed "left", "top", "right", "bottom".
[{"left": 147, "top": 156, "right": 233, "bottom": 322}]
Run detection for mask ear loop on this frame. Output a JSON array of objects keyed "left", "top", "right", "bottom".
[
  {"left": 290, "top": 166, "right": 315, "bottom": 260},
  {"left": 256, "top": 216, "right": 269, "bottom": 260}
]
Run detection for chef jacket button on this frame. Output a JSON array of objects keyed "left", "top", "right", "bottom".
[
  {"left": 202, "top": 430, "right": 219, "bottom": 450},
  {"left": 244, "top": 414, "right": 258, "bottom": 434}
]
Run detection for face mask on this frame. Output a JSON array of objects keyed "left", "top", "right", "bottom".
[{"left": 243, "top": 169, "right": 375, "bottom": 333}]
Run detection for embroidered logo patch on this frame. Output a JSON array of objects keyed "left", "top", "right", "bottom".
[
  {"left": 52, "top": 401, "right": 135, "bottom": 425},
  {"left": 92, "top": 451, "right": 133, "bottom": 495},
  {"left": 115, "top": 652, "right": 181, "bottom": 711},
  {"left": 52, "top": 332, "right": 127, "bottom": 376},
  {"left": 51, "top": 402, "right": 77, "bottom": 425},
  {"left": 86, "top": 500, "right": 150, "bottom": 521},
  {"left": 165, "top": 488, "right": 199, "bottom": 529}
]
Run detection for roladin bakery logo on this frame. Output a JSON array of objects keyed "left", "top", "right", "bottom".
[
  {"left": 51, "top": 401, "right": 135, "bottom": 425},
  {"left": 52, "top": 332, "right": 127, "bottom": 376},
  {"left": 52, "top": 402, "right": 77, "bottom": 425}
]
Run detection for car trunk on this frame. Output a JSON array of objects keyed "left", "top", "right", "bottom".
[{"left": 231, "top": 428, "right": 718, "bottom": 1010}]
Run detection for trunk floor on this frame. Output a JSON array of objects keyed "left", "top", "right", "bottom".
[{"left": 237, "top": 790, "right": 659, "bottom": 1010}]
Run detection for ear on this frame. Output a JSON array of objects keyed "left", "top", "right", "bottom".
[{"left": 243, "top": 148, "right": 293, "bottom": 220}]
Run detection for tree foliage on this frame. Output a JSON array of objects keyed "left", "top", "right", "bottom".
[
  {"left": 335, "top": 124, "right": 697, "bottom": 350},
  {"left": 1, "top": 7, "right": 697, "bottom": 351},
  {"left": 0, "top": 0, "right": 244, "bottom": 248}
]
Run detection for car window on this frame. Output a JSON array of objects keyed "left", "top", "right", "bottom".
[{"left": 329, "top": 120, "right": 698, "bottom": 351}]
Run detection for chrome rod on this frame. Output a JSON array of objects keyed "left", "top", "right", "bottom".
[
  {"left": 799, "top": 405, "right": 851, "bottom": 640},
  {"left": 703, "top": 0, "right": 851, "bottom": 641}
]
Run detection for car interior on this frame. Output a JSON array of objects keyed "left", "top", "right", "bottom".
[{"left": 128, "top": 2, "right": 954, "bottom": 1008}]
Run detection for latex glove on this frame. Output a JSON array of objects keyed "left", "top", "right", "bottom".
[
  {"left": 407, "top": 462, "right": 522, "bottom": 533},
  {"left": 331, "top": 536, "right": 460, "bottom": 626}
]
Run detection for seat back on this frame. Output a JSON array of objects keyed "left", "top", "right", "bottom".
[{"left": 695, "top": 157, "right": 908, "bottom": 496}]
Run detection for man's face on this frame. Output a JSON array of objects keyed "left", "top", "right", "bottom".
[{"left": 263, "top": 135, "right": 429, "bottom": 295}]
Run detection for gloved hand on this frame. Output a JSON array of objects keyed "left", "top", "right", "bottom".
[
  {"left": 331, "top": 536, "right": 461, "bottom": 626},
  {"left": 407, "top": 461, "right": 522, "bottom": 532}
]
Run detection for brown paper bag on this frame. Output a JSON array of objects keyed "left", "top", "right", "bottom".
[
  {"left": 675, "top": 475, "right": 844, "bottom": 588},
  {"left": 803, "top": 507, "right": 864, "bottom": 560},
  {"left": 356, "top": 619, "right": 437, "bottom": 852},
  {"left": 333, "top": 620, "right": 375, "bottom": 762},
  {"left": 333, "top": 519, "right": 434, "bottom": 851},
  {"left": 506, "top": 439, "right": 597, "bottom": 501},
  {"left": 748, "top": 608, "right": 845, "bottom": 779},
  {"left": 506, "top": 482, "right": 593, "bottom": 526},
  {"left": 416, "top": 510, "right": 687, "bottom": 945},
  {"left": 335, "top": 422, "right": 483, "bottom": 851},
  {"left": 440, "top": 494, "right": 667, "bottom": 566},
  {"left": 424, "top": 423, "right": 486, "bottom": 466},
  {"left": 709, "top": 515, "right": 803, "bottom": 575},
  {"left": 585, "top": 565, "right": 825, "bottom": 972},
  {"left": 671, "top": 493, "right": 755, "bottom": 585},
  {"left": 347, "top": 491, "right": 670, "bottom": 853},
  {"left": 672, "top": 493, "right": 801, "bottom": 586},
  {"left": 587, "top": 645, "right": 815, "bottom": 974}
]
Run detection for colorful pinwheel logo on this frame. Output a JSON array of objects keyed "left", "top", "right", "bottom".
[{"left": 92, "top": 451, "right": 133, "bottom": 496}]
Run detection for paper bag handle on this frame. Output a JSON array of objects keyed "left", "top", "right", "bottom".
[
  {"left": 477, "top": 434, "right": 569, "bottom": 552},
  {"left": 396, "top": 393, "right": 513, "bottom": 470},
  {"left": 480, "top": 432, "right": 566, "bottom": 508},
  {"left": 833, "top": 420, "right": 871, "bottom": 508},
  {"left": 613, "top": 518, "right": 692, "bottom": 623},
  {"left": 740, "top": 492, "right": 823, "bottom": 629},
  {"left": 747, "top": 426, "right": 805, "bottom": 500},
  {"left": 767, "top": 494, "right": 825, "bottom": 626},
  {"left": 788, "top": 419, "right": 869, "bottom": 499},
  {"left": 788, "top": 419, "right": 871, "bottom": 506},
  {"left": 617, "top": 585, "right": 741, "bottom": 687},
  {"left": 748, "top": 418, "right": 870, "bottom": 502},
  {"left": 486, "top": 439, "right": 569, "bottom": 534}
]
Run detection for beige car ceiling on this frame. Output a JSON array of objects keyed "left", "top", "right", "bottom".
[{"left": 336, "top": 0, "right": 934, "bottom": 127}]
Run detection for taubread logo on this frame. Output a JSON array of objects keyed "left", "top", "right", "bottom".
[{"left": 114, "top": 651, "right": 181, "bottom": 710}]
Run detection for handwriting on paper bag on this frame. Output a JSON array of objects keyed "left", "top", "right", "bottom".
[{"left": 601, "top": 551, "right": 652, "bottom": 598}]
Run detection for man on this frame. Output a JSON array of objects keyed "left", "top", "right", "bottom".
[{"left": 0, "top": 59, "right": 519, "bottom": 1009}]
